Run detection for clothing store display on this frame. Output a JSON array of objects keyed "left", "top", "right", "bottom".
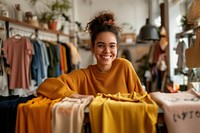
[
  {"left": 89, "top": 92, "right": 158, "bottom": 133},
  {"left": 37, "top": 58, "right": 144, "bottom": 97},
  {"left": 150, "top": 89, "right": 200, "bottom": 133},
  {"left": 0, "top": 33, "right": 77, "bottom": 93}
]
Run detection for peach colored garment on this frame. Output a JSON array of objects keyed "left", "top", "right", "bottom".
[
  {"left": 51, "top": 96, "right": 94, "bottom": 133},
  {"left": 2, "top": 37, "right": 33, "bottom": 89}
]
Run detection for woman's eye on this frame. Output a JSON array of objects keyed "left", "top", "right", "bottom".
[
  {"left": 97, "top": 44, "right": 104, "bottom": 48},
  {"left": 110, "top": 44, "right": 116, "bottom": 48}
]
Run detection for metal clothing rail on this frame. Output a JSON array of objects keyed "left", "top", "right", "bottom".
[
  {"left": 0, "top": 16, "right": 73, "bottom": 41},
  {"left": 9, "top": 26, "right": 38, "bottom": 38}
]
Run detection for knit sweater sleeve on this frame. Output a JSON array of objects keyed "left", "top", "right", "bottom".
[{"left": 37, "top": 74, "right": 77, "bottom": 99}]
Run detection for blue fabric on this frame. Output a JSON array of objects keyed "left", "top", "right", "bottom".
[
  {"left": 55, "top": 45, "right": 61, "bottom": 77},
  {"left": 0, "top": 95, "right": 35, "bottom": 133},
  {"left": 31, "top": 40, "right": 45, "bottom": 86}
]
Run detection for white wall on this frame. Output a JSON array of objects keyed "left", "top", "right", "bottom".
[
  {"left": 165, "top": 0, "right": 189, "bottom": 84},
  {"left": 2, "top": 0, "right": 151, "bottom": 35},
  {"left": 73, "top": 0, "right": 148, "bottom": 35}
]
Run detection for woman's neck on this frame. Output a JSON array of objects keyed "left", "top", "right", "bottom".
[{"left": 96, "top": 64, "right": 112, "bottom": 72}]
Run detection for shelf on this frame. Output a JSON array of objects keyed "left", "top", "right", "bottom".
[
  {"left": 0, "top": 16, "right": 73, "bottom": 38},
  {"left": 176, "top": 26, "right": 200, "bottom": 39},
  {"left": 119, "top": 42, "right": 136, "bottom": 46}
]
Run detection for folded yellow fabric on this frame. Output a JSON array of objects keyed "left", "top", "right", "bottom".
[
  {"left": 15, "top": 96, "right": 61, "bottom": 133},
  {"left": 89, "top": 92, "right": 158, "bottom": 133}
]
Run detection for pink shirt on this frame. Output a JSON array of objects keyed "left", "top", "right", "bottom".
[{"left": 2, "top": 36, "right": 33, "bottom": 89}]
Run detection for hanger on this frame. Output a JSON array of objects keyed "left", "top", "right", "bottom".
[
  {"left": 29, "top": 32, "right": 38, "bottom": 40},
  {"left": 9, "top": 27, "right": 23, "bottom": 40},
  {"left": 13, "top": 34, "right": 22, "bottom": 40}
]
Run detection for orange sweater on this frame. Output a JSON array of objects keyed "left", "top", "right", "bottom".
[{"left": 37, "top": 58, "right": 144, "bottom": 98}]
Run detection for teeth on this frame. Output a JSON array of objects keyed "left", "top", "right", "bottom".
[{"left": 101, "top": 55, "right": 111, "bottom": 59}]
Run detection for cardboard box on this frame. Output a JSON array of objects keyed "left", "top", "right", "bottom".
[{"left": 121, "top": 33, "right": 136, "bottom": 43}]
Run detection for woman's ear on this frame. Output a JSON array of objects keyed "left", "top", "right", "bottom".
[{"left": 90, "top": 44, "right": 95, "bottom": 53}]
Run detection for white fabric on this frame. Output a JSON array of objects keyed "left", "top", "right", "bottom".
[
  {"left": 150, "top": 89, "right": 200, "bottom": 133},
  {"left": 0, "top": 38, "right": 8, "bottom": 96}
]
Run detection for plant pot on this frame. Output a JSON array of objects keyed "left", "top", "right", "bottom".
[{"left": 48, "top": 20, "right": 58, "bottom": 30}]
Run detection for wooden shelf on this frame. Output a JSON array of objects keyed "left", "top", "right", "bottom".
[
  {"left": 0, "top": 16, "right": 73, "bottom": 38},
  {"left": 119, "top": 42, "right": 136, "bottom": 46},
  {"left": 176, "top": 26, "right": 200, "bottom": 39}
]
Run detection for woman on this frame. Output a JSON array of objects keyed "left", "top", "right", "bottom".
[{"left": 37, "top": 11, "right": 144, "bottom": 99}]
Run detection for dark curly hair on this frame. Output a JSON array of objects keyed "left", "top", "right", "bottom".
[{"left": 85, "top": 11, "right": 122, "bottom": 47}]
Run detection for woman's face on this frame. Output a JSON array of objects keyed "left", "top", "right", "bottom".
[{"left": 91, "top": 32, "right": 118, "bottom": 70}]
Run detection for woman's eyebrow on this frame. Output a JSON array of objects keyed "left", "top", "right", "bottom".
[{"left": 96, "top": 42, "right": 105, "bottom": 44}]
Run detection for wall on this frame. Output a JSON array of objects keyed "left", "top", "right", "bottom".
[
  {"left": 165, "top": 0, "right": 191, "bottom": 85},
  {"left": 1, "top": 0, "right": 154, "bottom": 34},
  {"left": 73, "top": 0, "right": 148, "bottom": 34}
]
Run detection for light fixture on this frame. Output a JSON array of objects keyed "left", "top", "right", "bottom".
[{"left": 138, "top": 0, "right": 159, "bottom": 41}]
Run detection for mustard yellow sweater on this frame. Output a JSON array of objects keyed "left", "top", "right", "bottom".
[
  {"left": 89, "top": 92, "right": 158, "bottom": 133},
  {"left": 37, "top": 58, "right": 144, "bottom": 99}
]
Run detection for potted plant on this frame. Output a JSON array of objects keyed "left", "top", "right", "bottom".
[
  {"left": 181, "top": 15, "right": 197, "bottom": 31},
  {"left": 38, "top": 11, "right": 55, "bottom": 29},
  {"left": 27, "top": 0, "right": 71, "bottom": 30}
]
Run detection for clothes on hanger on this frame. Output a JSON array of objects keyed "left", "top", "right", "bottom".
[
  {"left": 0, "top": 38, "right": 8, "bottom": 96},
  {"left": 176, "top": 39, "right": 187, "bottom": 69},
  {"left": 2, "top": 36, "right": 34, "bottom": 89}
]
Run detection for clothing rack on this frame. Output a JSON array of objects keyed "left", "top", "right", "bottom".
[
  {"left": 0, "top": 16, "right": 76, "bottom": 97},
  {"left": 0, "top": 16, "right": 73, "bottom": 41},
  {"left": 9, "top": 27, "right": 38, "bottom": 38}
]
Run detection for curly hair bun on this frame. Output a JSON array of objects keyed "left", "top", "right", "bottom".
[
  {"left": 85, "top": 10, "right": 121, "bottom": 45},
  {"left": 85, "top": 11, "right": 116, "bottom": 33}
]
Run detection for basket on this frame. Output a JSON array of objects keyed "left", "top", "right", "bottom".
[{"left": 187, "top": 0, "right": 200, "bottom": 23}]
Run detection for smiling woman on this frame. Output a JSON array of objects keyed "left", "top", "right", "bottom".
[{"left": 37, "top": 10, "right": 145, "bottom": 97}]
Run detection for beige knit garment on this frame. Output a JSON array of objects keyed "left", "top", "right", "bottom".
[
  {"left": 51, "top": 96, "right": 94, "bottom": 133},
  {"left": 150, "top": 89, "right": 200, "bottom": 133}
]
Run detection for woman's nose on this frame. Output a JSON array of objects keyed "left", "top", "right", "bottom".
[{"left": 103, "top": 46, "right": 110, "bottom": 52}]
